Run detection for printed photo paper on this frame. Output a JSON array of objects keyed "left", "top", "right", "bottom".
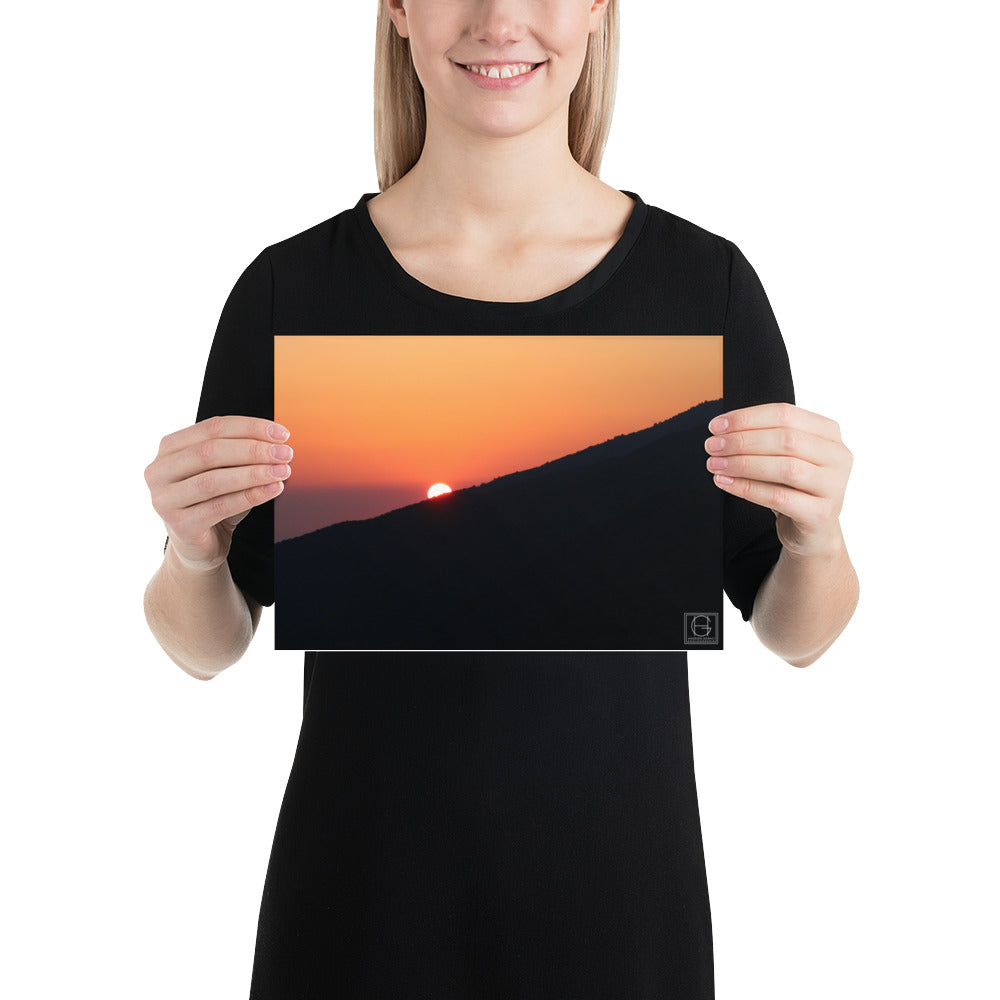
[{"left": 274, "top": 335, "right": 723, "bottom": 652}]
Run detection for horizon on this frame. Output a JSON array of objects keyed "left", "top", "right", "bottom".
[
  {"left": 275, "top": 335, "right": 722, "bottom": 541},
  {"left": 275, "top": 385, "right": 723, "bottom": 543}
]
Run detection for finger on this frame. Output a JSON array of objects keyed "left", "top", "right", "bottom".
[
  {"left": 170, "top": 479, "right": 285, "bottom": 541},
  {"left": 156, "top": 415, "right": 289, "bottom": 461},
  {"left": 704, "top": 425, "right": 842, "bottom": 467},
  {"left": 705, "top": 451, "right": 833, "bottom": 500},
  {"left": 709, "top": 402, "right": 843, "bottom": 443},
  {"left": 157, "top": 460, "right": 291, "bottom": 516},
  {"left": 152, "top": 436, "right": 293, "bottom": 489},
  {"left": 711, "top": 472, "right": 828, "bottom": 527}
]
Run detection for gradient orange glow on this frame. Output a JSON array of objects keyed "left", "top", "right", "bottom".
[{"left": 274, "top": 335, "right": 721, "bottom": 539}]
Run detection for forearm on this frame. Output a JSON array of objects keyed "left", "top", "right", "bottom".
[
  {"left": 750, "top": 523, "right": 859, "bottom": 668},
  {"left": 143, "top": 541, "right": 255, "bottom": 679}
]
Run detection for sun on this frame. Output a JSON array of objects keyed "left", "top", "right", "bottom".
[{"left": 427, "top": 483, "right": 452, "bottom": 499}]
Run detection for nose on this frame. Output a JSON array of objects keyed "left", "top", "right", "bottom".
[{"left": 468, "top": 0, "right": 530, "bottom": 48}]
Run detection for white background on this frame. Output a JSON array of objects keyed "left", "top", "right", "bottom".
[{"left": 4, "top": 0, "right": 996, "bottom": 996}]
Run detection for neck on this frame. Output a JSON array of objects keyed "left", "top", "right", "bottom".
[{"left": 398, "top": 100, "right": 594, "bottom": 240}]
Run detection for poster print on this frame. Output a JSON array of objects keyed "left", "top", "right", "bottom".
[{"left": 274, "top": 335, "right": 724, "bottom": 652}]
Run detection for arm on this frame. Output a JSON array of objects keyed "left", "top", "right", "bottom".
[
  {"left": 144, "top": 539, "right": 264, "bottom": 680},
  {"left": 147, "top": 247, "right": 278, "bottom": 677},
  {"left": 749, "top": 520, "right": 859, "bottom": 668},
  {"left": 143, "top": 414, "right": 290, "bottom": 679},
  {"left": 707, "top": 401, "right": 858, "bottom": 667}
]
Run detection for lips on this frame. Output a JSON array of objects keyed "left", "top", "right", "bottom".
[{"left": 453, "top": 60, "right": 547, "bottom": 89}]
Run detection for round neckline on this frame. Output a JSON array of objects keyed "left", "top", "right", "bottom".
[{"left": 353, "top": 189, "right": 648, "bottom": 317}]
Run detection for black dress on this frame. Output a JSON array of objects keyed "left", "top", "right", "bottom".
[{"left": 190, "top": 191, "right": 795, "bottom": 998}]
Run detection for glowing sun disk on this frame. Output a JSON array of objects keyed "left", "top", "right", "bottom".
[{"left": 427, "top": 483, "right": 452, "bottom": 499}]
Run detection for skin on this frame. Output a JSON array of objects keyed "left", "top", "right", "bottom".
[
  {"left": 704, "top": 403, "right": 859, "bottom": 667},
  {"left": 143, "top": 0, "right": 858, "bottom": 676},
  {"left": 143, "top": 416, "right": 287, "bottom": 678},
  {"left": 370, "top": 0, "right": 636, "bottom": 302}
]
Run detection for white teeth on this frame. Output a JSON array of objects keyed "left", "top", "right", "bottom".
[{"left": 461, "top": 62, "right": 537, "bottom": 79}]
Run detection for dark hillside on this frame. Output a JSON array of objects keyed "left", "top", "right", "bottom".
[{"left": 275, "top": 398, "right": 724, "bottom": 651}]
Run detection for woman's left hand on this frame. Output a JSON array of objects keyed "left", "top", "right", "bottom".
[{"left": 704, "top": 402, "right": 853, "bottom": 558}]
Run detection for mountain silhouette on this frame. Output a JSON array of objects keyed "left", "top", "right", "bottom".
[{"left": 275, "top": 398, "right": 725, "bottom": 651}]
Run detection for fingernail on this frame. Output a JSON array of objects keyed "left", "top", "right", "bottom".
[
  {"left": 709, "top": 416, "right": 729, "bottom": 433},
  {"left": 268, "top": 423, "right": 290, "bottom": 440}
]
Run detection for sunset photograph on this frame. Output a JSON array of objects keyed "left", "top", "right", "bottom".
[{"left": 274, "top": 334, "right": 725, "bottom": 652}]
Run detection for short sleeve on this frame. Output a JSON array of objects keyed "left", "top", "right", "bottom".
[
  {"left": 163, "top": 247, "right": 276, "bottom": 607},
  {"left": 721, "top": 240, "right": 796, "bottom": 622}
]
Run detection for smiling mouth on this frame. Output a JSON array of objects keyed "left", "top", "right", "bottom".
[{"left": 456, "top": 61, "right": 546, "bottom": 79}]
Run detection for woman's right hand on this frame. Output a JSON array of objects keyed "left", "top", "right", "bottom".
[{"left": 145, "top": 415, "right": 292, "bottom": 575}]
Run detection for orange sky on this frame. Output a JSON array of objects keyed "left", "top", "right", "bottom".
[{"left": 275, "top": 335, "right": 721, "bottom": 529}]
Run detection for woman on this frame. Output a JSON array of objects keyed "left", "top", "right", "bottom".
[{"left": 144, "top": 1, "right": 859, "bottom": 995}]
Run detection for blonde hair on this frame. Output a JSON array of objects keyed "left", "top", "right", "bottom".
[{"left": 373, "top": 0, "right": 620, "bottom": 192}]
